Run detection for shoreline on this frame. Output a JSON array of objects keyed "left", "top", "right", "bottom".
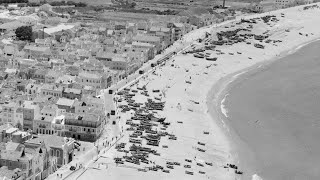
[
  {"left": 206, "top": 20, "right": 320, "bottom": 180},
  {"left": 71, "top": 3, "right": 320, "bottom": 180}
]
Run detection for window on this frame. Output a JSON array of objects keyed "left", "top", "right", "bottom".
[{"left": 56, "top": 150, "right": 60, "bottom": 157}]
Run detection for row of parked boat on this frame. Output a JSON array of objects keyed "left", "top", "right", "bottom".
[{"left": 114, "top": 86, "right": 180, "bottom": 174}]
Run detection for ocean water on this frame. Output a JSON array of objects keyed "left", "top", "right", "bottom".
[{"left": 224, "top": 40, "right": 320, "bottom": 180}]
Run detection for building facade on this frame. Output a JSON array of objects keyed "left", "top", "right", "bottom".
[{"left": 64, "top": 112, "right": 104, "bottom": 142}]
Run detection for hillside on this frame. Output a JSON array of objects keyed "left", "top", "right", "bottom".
[{"left": 37, "top": 0, "right": 260, "bottom": 7}]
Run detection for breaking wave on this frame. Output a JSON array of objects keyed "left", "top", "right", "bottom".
[
  {"left": 252, "top": 174, "right": 263, "bottom": 180},
  {"left": 220, "top": 94, "right": 229, "bottom": 118}
]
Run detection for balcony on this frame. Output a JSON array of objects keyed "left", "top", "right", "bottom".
[
  {"left": 65, "top": 122, "right": 99, "bottom": 128},
  {"left": 54, "top": 126, "right": 63, "bottom": 131},
  {"left": 39, "top": 124, "right": 47, "bottom": 128},
  {"left": 68, "top": 128, "right": 77, "bottom": 132}
]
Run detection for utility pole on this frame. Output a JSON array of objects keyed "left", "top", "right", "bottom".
[{"left": 223, "top": 0, "right": 226, "bottom": 8}]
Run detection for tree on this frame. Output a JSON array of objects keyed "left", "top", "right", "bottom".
[
  {"left": 16, "top": 122, "right": 23, "bottom": 130},
  {"left": 15, "top": 26, "right": 32, "bottom": 41}
]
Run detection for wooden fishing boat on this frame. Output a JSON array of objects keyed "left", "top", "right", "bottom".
[{"left": 205, "top": 57, "right": 217, "bottom": 61}]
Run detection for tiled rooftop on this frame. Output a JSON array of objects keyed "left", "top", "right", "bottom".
[
  {"left": 26, "top": 135, "right": 71, "bottom": 148},
  {"left": 56, "top": 98, "right": 75, "bottom": 107}
]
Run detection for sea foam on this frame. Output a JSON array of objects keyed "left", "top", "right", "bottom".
[
  {"left": 220, "top": 94, "right": 229, "bottom": 118},
  {"left": 252, "top": 174, "right": 263, "bottom": 180},
  {"left": 233, "top": 70, "right": 248, "bottom": 78}
]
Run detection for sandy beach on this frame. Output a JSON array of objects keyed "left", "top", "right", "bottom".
[{"left": 68, "top": 3, "right": 320, "bottom": 180}]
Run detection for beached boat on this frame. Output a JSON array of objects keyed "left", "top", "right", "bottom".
[
  {"left": 198, "top": 142, "right": 206, "bottom": 146},
  {"left": 193, "top": 53, "right": 205, "bottom": 58},
  {"left": 150, "top": 116, "right": 166, "bottom": 122},
  {"left": 146, "top": 134, "right": 161, "bottom": 141},
  {"left": 147, "top": 141, "right": 159, "bottom": 146},
  {"left": 197, "top": 163, "right": 204, "bottom": 167},
  {"left": 206, "top": 57, "right": 217, "bottom": 61},
  {"left": 254, "top": 43, "right": 265, "bottom": 49}
]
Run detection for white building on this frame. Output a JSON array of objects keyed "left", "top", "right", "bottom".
[
  {"left": 275, "top": 0, "right": 313, "bottom": 9},
  {"left": 14, "top": 107, "right": 23, "bottom": 129},
  {"left": 25, "top": 83, "right": 41, "bottom": 95},
  {"left": 52, "top": 115, "right": 66, "bottom": 136},
  {"left": 0, "top": 102, "right": 16, "bottom": 126},
  {"left": 0, "top": 102, "right": 24, "bottom": 128},
  {"left": 77, "top": 72, "right": 111, "bottom": 89}
]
